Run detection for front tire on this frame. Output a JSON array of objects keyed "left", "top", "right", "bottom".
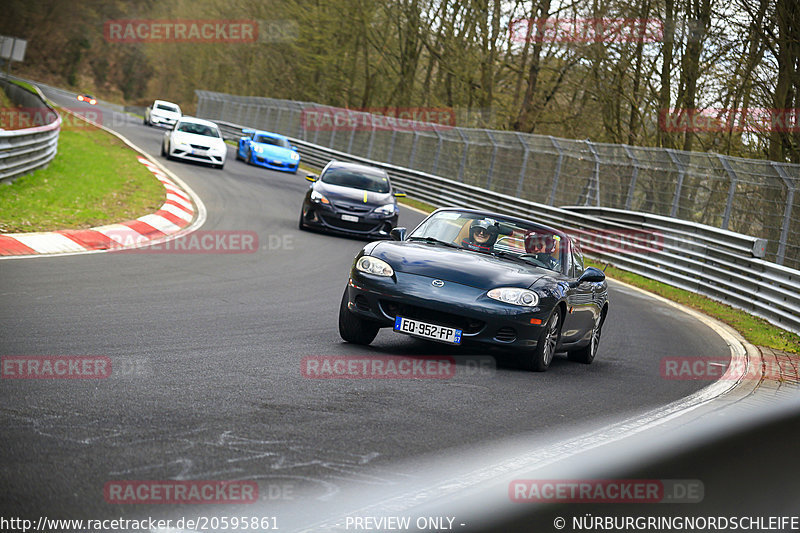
[
  {"left": 523, "top": 308, "right": 562, "bottom": 372},
  {"left": 298, "top": 210, "right": 307, "bottom": 230},
  {"left": 568, "top": 312, "right": 603, "bottom": 364},
  {"left": 338, "top": 289, "right": 380, "bottom": 345}
]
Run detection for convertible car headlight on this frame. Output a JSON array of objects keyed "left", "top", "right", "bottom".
[
  {"left": 487, "top": 287, "right": 539, "bottom": 307},
  {"left": 310, "top": 190, "right": 330, "bottom": 204},
  {"left": 374, "top": 204, "right": 396, "bottom": 216},
  {"left": 356, "top": 256, "right": 394, "bottom": 277}
]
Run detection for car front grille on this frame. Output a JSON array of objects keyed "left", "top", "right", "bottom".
[
  {"left": 319, "top": 214, "right": 381, "bottom": 233},
  {"left": 332, "top": 202, "right": 371, "bottom": 214},
  {"left": 379, "top": 300, "right": 485, "bottom": 334},
  {"left": 190, "top": 144, "right": 210, "bottom": 150}
]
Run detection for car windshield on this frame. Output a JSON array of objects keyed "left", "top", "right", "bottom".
[
  {"left": 254, "top": 135, "right": 290, "bottom": 148},
  {"left": 156, "top": 103, "right": 179, "bottom": 113},
  {"left": 177, "top": 122, "right": 220, "bottom": 138},
  {"left": 409, "top": 210, "right": 565, "bottom": 272},
  {"left": 321, "top": 167, "right": 390, "bottom": 193}
]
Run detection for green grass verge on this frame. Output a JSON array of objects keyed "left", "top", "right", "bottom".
[
  {"left": 588, "top": 261, "right": 800, "bottom": 354},
  {"left": 8, "top": 79, "right": 37, "bottom": 94},
  {"left": 0, "top": 111, "right": 165, "bottom": 233}
]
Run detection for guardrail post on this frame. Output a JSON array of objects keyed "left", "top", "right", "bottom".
[
  {"left": 771, "top": 162, "right": 796, "bottom": 266},
  {"left": 431, "top": 126, "right": 443, "bottom": 176},
  {"left": 717, "top": 155, "right": 739, "bottom": 230},
  {"left": 486, "top": 131, "right": 498, "bottom": 189},
  {"left": 623, "top": 145, "right": 640, "bottom": 210},
  {"left": 549, "top": 136, "right": 564, "bottom": 206},
  {"left": 457, "top": 129, "right": 469, "bottom": 182},
  {"left": 515, "top": 132, "right": 530, "bottom": 197},
  {"left": 667, "top": 149, "right": 686, "bottom": 218},
  {"left": 585, "top": 140, "right": 601, "bottom": 206}
]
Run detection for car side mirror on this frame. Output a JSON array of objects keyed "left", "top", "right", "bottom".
[
  {"left": 390, "top": 227, "right": 407, "bottom": 241},
  {"left": 305, "top": 174, "right": 318, "bottom": 182},
  {"left": 570, "top": 266, "right": 605, "bottom": 287},
  {"left": 393, "top": 189, "right": 407, "bottom": 198}
]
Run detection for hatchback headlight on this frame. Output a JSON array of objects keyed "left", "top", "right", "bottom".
[
  {"left": 487, "top": 287, "right": 539, "bottom": 307},
  {"left": 310, "top": 190, "right": 329, "bottom": 204},
  {"left": 374, "top": 204, "right": 396, "bottom": 216},
  {"left": 356, "top": 256, "right": 394, "bottom": 277}
]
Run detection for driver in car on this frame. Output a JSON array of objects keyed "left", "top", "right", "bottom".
[{"left": 462, "top": 219, "right": 499, "bottom": 253}]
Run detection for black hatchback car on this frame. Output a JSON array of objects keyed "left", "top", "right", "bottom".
[
  {"left": 338, "top": 208, "right": 610, "bottom": 371},
  {"left": 299, "top": 161, "right": 406, "bottom": 238}
]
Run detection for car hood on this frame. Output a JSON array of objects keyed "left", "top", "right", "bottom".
[
  {"left": 370, "top": 241, "right": 546, "bottom": 290},
  {"left": 171, "top": 131, "right": 225, "bottom": 148},
  {"left": 316, "top": 181, "right": 393, "bottom": 207},
  {"left": 252, "top": 142, "right": 295, "bottom": 160}
]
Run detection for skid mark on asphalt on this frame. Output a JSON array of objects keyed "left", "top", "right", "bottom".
[{"left": 0, "top": 409, "right": 409, "bottom": 501}]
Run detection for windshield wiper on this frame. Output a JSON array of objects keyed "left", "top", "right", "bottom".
[{"left": 407, "top": 236, "right": 460, "bottom": 248}]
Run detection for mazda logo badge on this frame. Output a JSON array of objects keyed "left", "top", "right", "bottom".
[{"left": 432, "top": 280, "right": 445, "bottom": 287}]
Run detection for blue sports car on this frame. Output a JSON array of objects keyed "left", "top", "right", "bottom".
[{"left": 236, "top": 129, "right": 300, "bottom": 173}]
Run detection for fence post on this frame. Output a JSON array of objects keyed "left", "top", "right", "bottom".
[
  {"left": 623, "top": 145, "right": 640, "bottom": 210},
  {"left": 486, "top": 131, "right": 498, "bottom": 189},
  {"left": 667, "top": 149, "right": 686, "bottom": 217},
  {"left": 515, "top": 132, "right": 530, "bottom": 197},
  {"left": 585, "top": 140, "right": 601, "bottom": 206},
  {"left": 347, "top": 110, "right": 358, "bottom": 154},
  {"left": 387, "top": 129, "right": 397, "bottom": 164},
  {"left": 771, "top": 162, "right": 796, "bottom": 266},
  {"left": 717, "top": 155, "right": 739, "bottom": 230},
  {"left": 549, "top": 136, "right": 564, "bottom": 206},
  {"left": 457, "top": 129, "right": 469, "bottom": 182},
  {"left": 366, "top": 119, "right": 377, "bottom": 160},
  {"left": 431, "top": 126, "right": 443, "bottom": 176},
  {"left": 408, "top": 127, "right": 420, "bottom": 168}
]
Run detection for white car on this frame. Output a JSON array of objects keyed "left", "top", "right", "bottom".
[
  {"left": 145, "top": 100, "right": 181, "bottom": 128},
  {"left": 162, "top": 117, "right": 227, "bottom": 169}
]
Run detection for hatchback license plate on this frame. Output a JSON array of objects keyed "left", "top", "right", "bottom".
[
  {"left": 341, "top": 214, "right": 360, "bottom": 223},
  {"left": 393, "top": 316, "right": 462, "bottom": 345}
]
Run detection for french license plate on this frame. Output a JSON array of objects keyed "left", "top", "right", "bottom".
[
  {"left": 393, "top": 316, "right": 462, "bottom": 345},
  {"left": 341, "top": 214, "right": 360, "bottom": 223}
]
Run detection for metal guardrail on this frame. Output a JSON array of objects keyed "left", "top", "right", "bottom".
[
  {"left": 197, "top": 90, "right": 800, "bottom": 270},
  {"left": 0, "top": 77, "right": 61, "bottom": 183},
  {"left": 215, "top": 119, "right": 800, "bottom": 334}
]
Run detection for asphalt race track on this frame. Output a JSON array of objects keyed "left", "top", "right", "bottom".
[{"left": 0, "top": 89, "right": 731, "bottom": 525}]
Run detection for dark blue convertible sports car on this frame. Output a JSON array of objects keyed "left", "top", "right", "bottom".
[
  {"left": 338, "top": 208, "right": 609, "bottom": 371},
  {"left": 236, "top": 129, "right": 300, "bottom": 172}
]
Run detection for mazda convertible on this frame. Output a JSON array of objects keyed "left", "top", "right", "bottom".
[{"left": 338, "top": 208, "right": 609, "bottom": 371}]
